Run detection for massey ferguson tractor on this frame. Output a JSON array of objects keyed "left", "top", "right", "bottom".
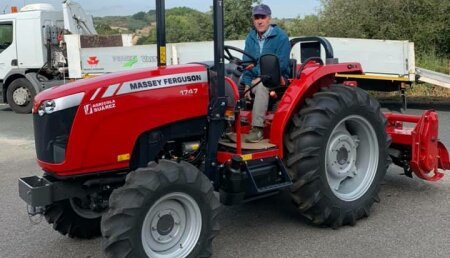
[{"left": 18, "top": 0, "right": 450, "bottom": 257}]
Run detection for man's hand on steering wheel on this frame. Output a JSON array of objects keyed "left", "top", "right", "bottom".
[{"left": 223, "top": 45, "right": 257, "bottom": 70}]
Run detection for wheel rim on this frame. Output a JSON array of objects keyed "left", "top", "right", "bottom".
[
  {"left": 12, "top": 86, "right": 31, "bottom": 106},
  {"left": 70, "top": 198, "right": 103, "bottom": 219},
  {"left": 325, "top": 115, "right": 379, "bottom": 201},
  {"left": 141, "top": 192, "right": 202, "bottom": 258}
]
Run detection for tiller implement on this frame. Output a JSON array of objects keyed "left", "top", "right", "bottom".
[{"left": 385, "top": 111, "right": 450, "bottom": 181}]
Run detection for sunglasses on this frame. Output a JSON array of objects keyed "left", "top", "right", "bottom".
[{"left": 253, "top": 15, "right": 268, "bottom": 20}]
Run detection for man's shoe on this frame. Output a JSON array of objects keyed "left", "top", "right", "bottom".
[{"left": 246, "top": 127, "right": 264, "bottom": 143}]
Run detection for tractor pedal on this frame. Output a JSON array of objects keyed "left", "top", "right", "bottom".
[{"left": 244, "top": 157, "right": 292, "bottom": 194}]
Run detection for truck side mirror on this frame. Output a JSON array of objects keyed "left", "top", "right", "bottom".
[{"left": 259, "top": 54, "right": 281, "bottom": 89}]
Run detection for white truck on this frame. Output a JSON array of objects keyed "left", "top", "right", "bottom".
[
  {"left": 0, "top": 1, "right": 155, "bottom": 113},
  {"left": 0, "top": 1, "right": 97, "bottom": 113}
]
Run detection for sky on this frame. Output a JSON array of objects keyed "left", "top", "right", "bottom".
[{"left": 3, "top": 0, "right": 321, "bottom": 18}]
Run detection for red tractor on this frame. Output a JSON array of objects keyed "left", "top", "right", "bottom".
[{"left": 19, "top": 1, "right": 450, "bottom": 257}]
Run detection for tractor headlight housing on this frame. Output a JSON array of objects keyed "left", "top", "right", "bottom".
[
  {"left": 38, "top": 100, "right": 56, "bottom": 116},
  {"left": 36, "top": 92, "right": 84, "bottom": 116},
  {"left": 34, "top": 92, "right": 84, "bottom": 163}
]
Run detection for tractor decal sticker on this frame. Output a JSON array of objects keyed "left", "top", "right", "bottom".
[
  {"left": 90, "top": 88, "right": 102, "bottom": 101},
  {"left": 83, "top": 100, "right": 116, "bottom": 115},
  {"left": 102, "top": 84, "right": 120, "bottom": 98},
  {"left": 116, "top": 71, "right": 208, "bottom": 95}
]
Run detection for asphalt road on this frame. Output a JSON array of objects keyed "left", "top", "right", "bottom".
[{"left": 1, "top": 103, "right": 450, "bottom": 258}]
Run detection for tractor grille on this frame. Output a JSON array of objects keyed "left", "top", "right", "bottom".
[{"left": 33, "top": 106, "right": 78, "bottom": 164}]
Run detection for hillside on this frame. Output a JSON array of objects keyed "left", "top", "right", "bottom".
[{"left": 93, "top": 7, "right": 210, "bottom": 44}]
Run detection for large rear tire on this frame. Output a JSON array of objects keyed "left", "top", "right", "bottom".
[
  {"left": 44, "top": 199, "right": 102, "bottom": 239},
  {"left": 284, "top": 85, "right": 390, "bottom": 228},
  {"left": 6, "top": 78, "right": 36, "bottom": 114},
  {"left": 101, "top": 160, "right": 221, "bottom": 258}
]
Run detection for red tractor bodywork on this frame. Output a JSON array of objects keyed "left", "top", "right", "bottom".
[{"left": 34, "top": 64, "right": 210, "bottom": 176}]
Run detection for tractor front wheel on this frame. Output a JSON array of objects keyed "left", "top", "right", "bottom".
[
  {"left": 101, "top": 160, "right": 221, "bottom": 258},
  {"left": 44, "top": 198, "right": 102, "bottom": 238},
  {"left": 284, "top": 85, "right": 390, "bottom": 228}
]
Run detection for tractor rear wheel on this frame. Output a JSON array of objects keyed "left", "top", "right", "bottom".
[
  {"left": 284, "top": 85, "right": 390, "bottom": 228},
  {"left": 101, "top": 160, "right": 221, "bottom": 258}
]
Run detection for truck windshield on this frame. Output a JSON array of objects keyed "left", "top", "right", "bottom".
[{"left": 0, "top": 22, "right": 13, "bottom": 53}]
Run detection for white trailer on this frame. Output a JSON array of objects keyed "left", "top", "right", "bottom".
[
  {"left": 166, "top": 37, "right": 449, "bottom": 109},
  {"left": 169, "top": 37, "right": 449, "bottom": 91}
]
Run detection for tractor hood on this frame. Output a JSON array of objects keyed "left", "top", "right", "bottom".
[{"left": 33, "top": 63, "right": 211, "bottom": 176}]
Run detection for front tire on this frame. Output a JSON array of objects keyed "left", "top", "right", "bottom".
[
  {"left": 101, "top": 160, "right": 221, "bottom": 258},
  {"left": 6, "top": 78, "right": 36, "bottom": 114},
  {"left": 284, "top": 85, "right": 390, "bottom": 228},
  {"left": 44, "top": 199, "right": 102, "bottom": 239}
]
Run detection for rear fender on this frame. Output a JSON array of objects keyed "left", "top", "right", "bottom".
[{"left": 270, "top": 62, "right": 363, "bottom": 155}]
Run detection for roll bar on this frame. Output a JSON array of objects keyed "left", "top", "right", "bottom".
[{"left": 290, "top": 36, "right": 338, "bottom": 64}]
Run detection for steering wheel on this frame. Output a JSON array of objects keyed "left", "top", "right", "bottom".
[{"left": 223, "top": 45, "right": 257, "bottom": 67}]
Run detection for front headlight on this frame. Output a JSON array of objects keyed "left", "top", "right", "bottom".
[
  {"left": 37, "top": 92, "right": 85, "bottom": 117},
  {"left": 38, "top": 100, "right": 56, "bottom": 116}
]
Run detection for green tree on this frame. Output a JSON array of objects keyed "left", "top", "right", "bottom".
[
  {"left": 137, "top": 7, "right": 213, "bottom": 44},
  {"left": 284, "top": 15, "right": 321, "bottom": 37},
  {"left": 127, "top": 18, "right": 148, "bottom": 31},
  {"left": 132, "top": 11, "right": 147, "bottom": 21},
  {"left": 95, "top": 24, "right": 122, "bottom": 35},
  {"left": 223, "top": 0, "right": 260, "bottom": 40},
  {"left": 319, "top": 0, "right": 450, "bottom": 56}
]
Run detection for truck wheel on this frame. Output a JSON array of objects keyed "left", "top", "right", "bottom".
[
  {"left": 284, "top": 85, "right": 390, "bottom": 228},
  {"left": 101, "top": 160, "right": 221, "bottom": 258},
  {"left": 44, "top": 198, "right": 102, "bottom": 238},
  {"left": 6, "top": 78, "right": 36, "bottom": 114}
]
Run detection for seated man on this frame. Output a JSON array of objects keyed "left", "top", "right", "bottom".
[{"left": 241, "top": 4, "right": 291, "bottom": 143}]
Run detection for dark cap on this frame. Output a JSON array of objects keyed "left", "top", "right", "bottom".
[{"left": 252, "top": 4, "right": 271, "bottom": 16}]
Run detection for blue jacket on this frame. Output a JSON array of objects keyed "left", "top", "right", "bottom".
[{"left": 241, "top": 25, "right": 291, "bottom": 86}]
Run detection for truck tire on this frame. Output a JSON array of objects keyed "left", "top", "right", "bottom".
[
  {"left": 101, "top": 160, "right": 221, "bottom": 258},
  {"left": 6, "top": 78, "right": 36, "bottom": 114},
  {"left": 44, "top": 199, "right": 102, "bottom": 238},
  {"left": 284, "top": 85, "right": 390, "bottom": 228}
]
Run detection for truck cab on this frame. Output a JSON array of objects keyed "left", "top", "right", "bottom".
[{"left": 0, "top": 4, "right": 63, "bottom": 113}]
